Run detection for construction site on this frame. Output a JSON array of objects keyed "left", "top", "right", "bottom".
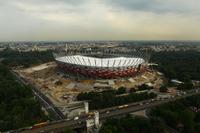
[{"left": 15, "top": 61, "right": 165, "bottom": 118}]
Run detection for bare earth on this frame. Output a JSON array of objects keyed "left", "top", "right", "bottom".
[{"left": 15, "top": 62, "right": 164, "bottom": 116}]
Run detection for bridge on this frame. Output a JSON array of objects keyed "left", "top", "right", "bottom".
[{"left": 14, "top": 88, "right": 200, "bottom": 133}]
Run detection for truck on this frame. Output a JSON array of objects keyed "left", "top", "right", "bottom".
[
  {"left": 118, "top": 104, "right": 129, "bottom": 109},
  {"left": 32, "top": 122, "right": 48, "bottom": 129}
]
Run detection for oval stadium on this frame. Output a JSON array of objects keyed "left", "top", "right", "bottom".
[{"left": 54, "top": 50, "right": 150, "bottom": 79}]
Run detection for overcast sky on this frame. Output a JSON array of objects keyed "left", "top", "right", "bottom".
[{"left": 0, "top": 0, "right": 200, "bottom": 41}]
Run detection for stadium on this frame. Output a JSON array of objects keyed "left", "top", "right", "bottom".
[{"left": 54, "top": 48, "right": 151, "bottom": 79}]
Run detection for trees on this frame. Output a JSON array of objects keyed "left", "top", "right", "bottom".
[
  {"left": 138, "top": 84, "right": 153, "bottom": 91},
  {"left": 177, "top": 81, "right": 194, "bottom": 90},
  {"left": 77, "top": 90, "right": 157, "bottom": 109},
  {"left": 116, "top": 87, "right": 126, "bottom": 95},
  {"left": 150, "top": 94, "right": 200, "bottom": 133},
  {"left": 130, "top": 88, "right": 136, "bottom": 93},
  {"left": 99, "top": 116, "right": 167, "bottom": 133},
  {"left": 0, "top": 64, "right": 47, "bottom": 131},
  {"left": 150, "top": 51, "right": 200, "bottom": 81},
  {"left": 0, "top": 49, "right": 54, "bottom": 67},
  {"left": 159, "top": 85, "right": 168, "bottom": 92}
]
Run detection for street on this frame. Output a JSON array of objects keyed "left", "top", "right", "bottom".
[{"left": 17, "top": 88, "right": 200, "bottom": 133}]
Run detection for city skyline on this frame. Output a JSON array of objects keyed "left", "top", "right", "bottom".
[{"left": 0, "top": 0, "right": 200, "bottom": 41}]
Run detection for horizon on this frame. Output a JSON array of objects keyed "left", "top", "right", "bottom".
[{"left": 1, "top": 39, "right": 200, "bottom": 43}]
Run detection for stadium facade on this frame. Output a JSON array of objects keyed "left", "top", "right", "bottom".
[{"left": 54, "top": 48, "right": 150, "bottom": 79}]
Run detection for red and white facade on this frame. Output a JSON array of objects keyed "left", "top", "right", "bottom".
[{"left": 55, "top": 55, "right": 148, "bottom": 79}]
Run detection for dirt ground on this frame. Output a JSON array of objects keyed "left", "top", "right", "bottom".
[{"left": 15, "top": 62, "right": 164, "bottom": 114}]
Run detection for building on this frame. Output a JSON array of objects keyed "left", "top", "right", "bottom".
[{"left": 54, "top": 49, "right": 150, "bottom": 79}]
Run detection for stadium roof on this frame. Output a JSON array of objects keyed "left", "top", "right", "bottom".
[{"left": 56, "top": 55, "right": 145, "bottom": 68}]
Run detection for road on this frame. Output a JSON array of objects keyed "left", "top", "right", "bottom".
[
  {"left": 17, "top": 88, "right": 200, "bottom": 133},
  {"left": 11, "top": 70, "right": 65, "bottom": 120}
]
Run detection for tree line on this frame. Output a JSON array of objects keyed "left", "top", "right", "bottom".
[
  {"left": 150, "top": 51, "right": 200, "bottom": 81},
  {"left": 77, "top": 89, "right": 156, "bottom": 110},
  {"left": 0, "top": 49, "right": 54, "bottom": 67}
]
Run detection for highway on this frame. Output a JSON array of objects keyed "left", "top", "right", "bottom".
[
  {"left": 11, "top": 70, "right": 65, "bottom": 120},
  {"left": 16, "top": 88, "right": 200, "bottom": 133}
]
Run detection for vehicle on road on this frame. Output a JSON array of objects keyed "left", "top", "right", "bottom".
[
  {"left": 74, "top": 117, "right": 79, "bottom": 120},
  {"left": 118, "top": 104, "right": 129, "bottom": 109},
  {"left": 32, "top": 122, "right": 49, "bottom": 129}
]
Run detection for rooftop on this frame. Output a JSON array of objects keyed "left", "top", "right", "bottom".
[{"left": 55, "top": 55, "right": 145, "bottom": 68}]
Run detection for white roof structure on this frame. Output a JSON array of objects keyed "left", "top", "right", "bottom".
[{"left": 56, "top": 55, "right": 145, "bottom": 68}]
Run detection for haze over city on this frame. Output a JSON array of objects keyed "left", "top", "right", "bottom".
[{"left": 0, "top": 0, "right": 200, "bottom": 41}]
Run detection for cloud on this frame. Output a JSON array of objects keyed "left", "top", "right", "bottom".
[
  {"left": 106, "top": 0, "right": 200, "bottom": 14},
  {"left": 0, "top": 0, "right": 200, "bottom": 41}
]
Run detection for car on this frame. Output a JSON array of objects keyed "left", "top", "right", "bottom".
[
  {"left": 106, "top": 111, "right": 110, "bottom": 114},
  {"left": 74, "top": 117, "right": 79, "bottom": 120}
]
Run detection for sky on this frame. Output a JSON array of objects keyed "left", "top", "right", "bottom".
[{"left": 0, "top": 0, "right": 200, "bottom": 41}]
